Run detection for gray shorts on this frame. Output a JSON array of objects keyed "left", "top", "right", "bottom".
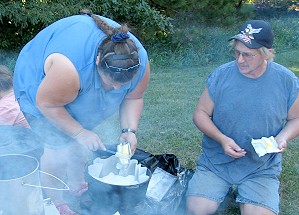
[
  {"left": 24, "top": 113, "right": 76, "bottom": 149},
  {"left": 186, "top": 165, "right": 280, "bottom": 214}
]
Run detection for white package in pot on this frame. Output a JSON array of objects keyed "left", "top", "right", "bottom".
[{"left": 88, "top": 155, "right": 149, "bottom": 186}]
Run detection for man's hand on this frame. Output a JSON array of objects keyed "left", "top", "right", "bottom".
[
  {"left": 221, "top": 136, "right": 246, "bottom": 158},
  {"left": 274, "top": 136, "right": 287, "bottom": 152}
]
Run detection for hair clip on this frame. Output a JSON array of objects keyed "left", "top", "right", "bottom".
[{"left": 111, "top": 33, "right": 130, "bottom": 43}]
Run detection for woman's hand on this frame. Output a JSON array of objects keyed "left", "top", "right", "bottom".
[
  {"left": 73, "top": 129, "right": 105, "bottom": 151},
  {"left": 119, "top": 132, "right": 137, "bottom": 154}
]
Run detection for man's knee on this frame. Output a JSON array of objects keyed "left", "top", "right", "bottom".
[
  {"left": 187, "top": 196, "right": 219, "bottom": 215},
  {"left": 240, "top": 203, "right": 277, "bottom": 215}
]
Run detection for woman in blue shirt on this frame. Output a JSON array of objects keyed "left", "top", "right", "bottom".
[{"left": 14, "top": 9, "right": 150, "bottom": 214}]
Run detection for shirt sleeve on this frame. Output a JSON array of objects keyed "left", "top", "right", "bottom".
[
  {"left": 287, "top": 73, "right": 299, "bottom": 111},
  {"left": 205, "top": 67, "right": 221, "bottom": 102},
  {"left": 0, "top": 105, "right": 20, "bottom": 125},
  {"left": 0, "top": 93, "right": 30, "bottom": 128}
]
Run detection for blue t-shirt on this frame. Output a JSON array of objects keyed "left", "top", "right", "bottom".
[
  {"left": 13, "top": 14, "right": 148, "bottom": 129},
  {"left": 199, "top": 61, "right": 299, "bottom": 183}
]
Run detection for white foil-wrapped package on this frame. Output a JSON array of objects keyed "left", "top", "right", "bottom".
[
  {"left": 146, "top": 167, "right": 177, "bottom": 201},
  {"left": 251, "top": 136, "right": 281, "bottom": 157}
]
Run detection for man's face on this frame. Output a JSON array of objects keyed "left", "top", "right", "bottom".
[{"left": 234, "top": 41, "right": 268, "bottom": 78}]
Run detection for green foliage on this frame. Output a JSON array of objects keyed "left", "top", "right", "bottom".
[
  {"left": 0, "top": 0, "right": 173, "bottom": 50},
  {"left": 252, "top": 0, "right": 299, "bottom": 17},
  {"left": 147, "top": 11, "right": 299, "bottom": 68},
  {"left": 148, "top": 0, "right": 254, "bottom": 25},
  {"left": 148, "top": 0, "right": 188, "bottom": 15},
  {"left": 0, "top": 0, "right": 256, "bottom": 54},
  {"left": 149, "top": 17, "right": 237, "bottom": 67},
  {"left": 237, "top": 3, "right": 256, "bottom": 19},
  {"left": 253, "top": 0, "right": 295, "bottom": 8},
  {"left": 94, "top": 0, "right": 173, "bottom": 48},
  {"left": 269, "top": 17, "right": 299, "bottom": 52},
  {"left": 185, "top": 0, "right": 253, "bottom": 26},
  {"left": 0, "top": 1, "right": 80, "bottom": 49},
  {"left": 148, "top": 0, "right": 256, "bottom": 29},
  {"left": 195, "top": 0, "right": 238, "bottom": 24}
]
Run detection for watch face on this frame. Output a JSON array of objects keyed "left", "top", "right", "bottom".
[{"left": 122, "top": 128, "right": 136, "bottom": 134}]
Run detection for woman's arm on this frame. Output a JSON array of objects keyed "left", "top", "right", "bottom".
[
  {"left": 119, "top": 60, "right": 150, "bottom": 153},
  {"left": 36, "top": 53, "right": 104, "bottom": 151}
]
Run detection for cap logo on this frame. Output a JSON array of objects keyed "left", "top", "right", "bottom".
[{"left": 238, "top": 24, "right": 262, "bottom": 44}]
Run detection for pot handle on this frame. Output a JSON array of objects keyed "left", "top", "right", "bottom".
[{"left": 22, "top": 170, "right": 70, "bottom": 191}]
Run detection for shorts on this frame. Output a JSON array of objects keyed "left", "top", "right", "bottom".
[
  {"left": 186, "top": 165, "right": 280, "bottom": 214},
  {"left": 24, "top": 113, "right": 76, "bottom": 149}
]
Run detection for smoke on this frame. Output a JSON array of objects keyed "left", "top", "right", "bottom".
[
  {"left": 0, "top": 154, "right": 37, "bottom": 180},
  {"left": 0, "top": 126, "right": 43, "bottom": 156},
  {"left": 0, "top": 154, "right": 45, "bottom": 215},
  {"left": 0, "top": 50, "right": 19, "bottom": 72},
  {"left": 93, "top": 112, "right": 120, "bottom": 146},
  {"left": 0, "top": 110, "right": 121, "bottom": 214}
]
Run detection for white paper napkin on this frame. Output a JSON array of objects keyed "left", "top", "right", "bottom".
[{"left": 251, "top": 136, "right": 281, "bottom": 157}]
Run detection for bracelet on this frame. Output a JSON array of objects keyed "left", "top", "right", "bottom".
[{"left": 121, "top": 128, "right": 136, "bottom": 134}]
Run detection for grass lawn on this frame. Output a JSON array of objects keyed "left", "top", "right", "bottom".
[{"left": 138, "top": 65, "right": 210, "bottom": 169}]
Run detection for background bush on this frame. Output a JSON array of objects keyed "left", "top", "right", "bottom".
[
  {"left": 0, "top": 0, "right": 266, "bottom": 52},
  {"left": 0, "top": 0, "right": 298, "bottom": 69},
  {"left": 0, "top": 0, "right": 173, "bottom": 50}
]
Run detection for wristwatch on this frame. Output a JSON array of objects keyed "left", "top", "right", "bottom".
[{"left": 121, "top": 128, "right": 136, "bottom": 134}]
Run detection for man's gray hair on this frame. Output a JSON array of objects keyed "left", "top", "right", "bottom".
[{"left": 229, "top": 39, "right": 275, "bottom": 62}]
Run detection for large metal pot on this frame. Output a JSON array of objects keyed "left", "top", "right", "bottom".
[{"left": 0, "top": 154, "right": 45, "bottom": 215}]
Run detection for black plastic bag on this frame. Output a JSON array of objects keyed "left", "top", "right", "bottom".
[{"left": 133, "top": 153, "right": 194, "bottom": 215}]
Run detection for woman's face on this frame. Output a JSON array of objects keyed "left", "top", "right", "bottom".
[
  {"left": 98, "top": 70, "right": 128, "bottom": 91},
  {"left": 96, "top": 55, "right": 129, "bottom": 91}
]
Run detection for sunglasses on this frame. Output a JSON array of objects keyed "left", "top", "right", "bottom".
[{"left": 104, "top": 59, "right": 140, "bottom": 73}]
